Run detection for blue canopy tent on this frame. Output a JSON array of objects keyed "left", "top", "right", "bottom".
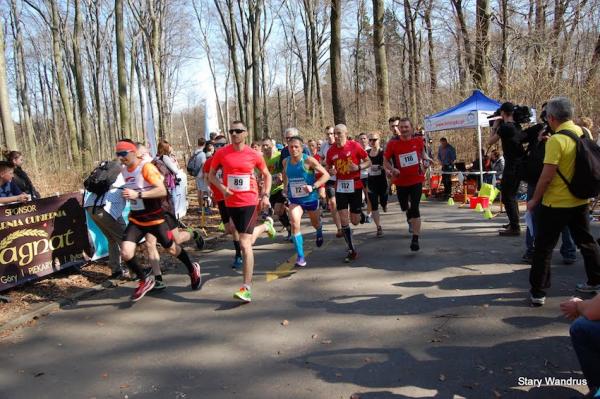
[{"left": 424, "top": 90, "right": 501, "bottom": 186}]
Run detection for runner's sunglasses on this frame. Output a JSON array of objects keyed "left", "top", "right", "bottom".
[
  {"left": 228, "top": 129, "right": 246, "bottom": 135},
  {"left": 115, "top": 150, "right": 132, "bottom": 157}
]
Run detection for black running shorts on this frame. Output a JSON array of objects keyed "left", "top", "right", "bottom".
[
  {"left": 217, "top": 200, "right": 231, "bottom": 225},
  {"left": 124, "top": 221, "right": 174, "bottom": 248},
  {"left": 336, "top": 188, "right": 363, "bottom": 214},
  {"left": 396, "top": 183, "right": 422, "bottom": 219},
  {"left": 228, "top": 205, "right": 258, "bottom": 234}
]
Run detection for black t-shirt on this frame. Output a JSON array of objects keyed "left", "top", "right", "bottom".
[
  {"left": 497, "top": 122, "right": 525, "bottom": 166},
  {"left": 368, "top": 149, "right": 387, "bottom": 188}
]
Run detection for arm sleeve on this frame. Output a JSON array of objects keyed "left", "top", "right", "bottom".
[{"left": 142, "top": 163, "right": 164, "bottom": 186}]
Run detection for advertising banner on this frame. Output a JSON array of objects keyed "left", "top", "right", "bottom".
[{"left": 0, "top": 193, "right": 91, "bottom": 292}]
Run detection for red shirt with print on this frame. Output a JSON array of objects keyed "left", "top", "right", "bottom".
[
  {"left": 384, "top": 138, "right": 425, "bottom": 187},
  {"left": 203, "top": 156, "right": 224, "bottom": 202},
  {"left": 210, "top": 144, "right": 266, "bottom": 207},
  {"left": 326, "top": 140, "right": 368, "bottom": 190}
]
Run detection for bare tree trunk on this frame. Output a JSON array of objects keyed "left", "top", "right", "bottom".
[
  {"left": 73, "top": 0, "right": 92, "bottom": 170},
  {"left": 498, "top": 0, "right": 509, "bottom": 97},
  {"left": 116, "top": 0, "right": 130, "bottom": 138},
  {"left": 424, "top": 0, "right": 436, "bottom": 96},
  {"left": 587, "top": 33, "right": 600, "bottom": 83},
  {"left": 128, "top": 39, "right": 138, "bottom": 139},
  {"left": 451, "top": 0, "right": 475, "bottom": 87},
  {"left": 49, "top": 0, "right": 80, "bottom": 165},
  {"left": 9, "top": 0, "right": 36, "bottom": 166},
  {"left": 330, "top": 0, "right": 346, "bottom": 124},
  {"left": 0, "top": 18, "right": 17, "bottom": 150},
  {"left": 372, "top": 0, "right": 390, "bottom": 126},
  {"left": 249, "top": 0, "right": 263, "bottom": 140},
  {"left": 473, "top": 0, "right": 491, "bottom": 90}
]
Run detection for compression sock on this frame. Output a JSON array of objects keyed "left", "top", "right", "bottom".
[
  {"left": 292, "top": 233, "right": 305, "bottom": 258},
  {"left": 342, "top": 225, "right": 355, "bottom": 252},
  {"left": 125, "top": 257, "right": 147, "bottom": 280},
  {"left": 315, "top": 226, "right": 324, "bottom": 247},
  {"left": 233, "top": 240, "right": 242, "bottom": 258},
  {"left": 176, "top": 248, "right": 195, "bottom": 274}
]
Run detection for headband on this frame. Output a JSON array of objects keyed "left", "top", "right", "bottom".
[{"left": 116, "top": 141, "right": 137, "bottom": 152}]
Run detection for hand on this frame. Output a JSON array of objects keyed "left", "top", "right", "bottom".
[
  {"left": 348, "top": 162, "right": 360, "bottom": 172},
  {"left": 526, "top": 199, "right": 538, "bottom": 212},
  {"left": 18, "top": 193, "right": 30, "bottom": 202},
  {"left": 560, "top": 297, "right": 582, "bottom": 320},
  {"left": 392, "top": 168, "right": 400, "bottom": 177},
  {"left": 222, "top": 187, "right": 233, "bottom": 198},
  {"left": 304, "top": 185, "right": 313, "bottom": 193},
  {"left": 260, "top": 195, "right": 270, "bottom": 210},
  {"left": 122, "top": 188, "right": 139, "bottom": 200}
]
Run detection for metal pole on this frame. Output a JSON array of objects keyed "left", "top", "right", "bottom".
[{"left": 477, "top": 124, "right": 484, "bottom": 188}]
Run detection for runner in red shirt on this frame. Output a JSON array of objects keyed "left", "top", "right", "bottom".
[
  {"left": 208, "top": 121, "right": 276, "bottom": 303},
  {"left": 326, "top": 124, "right": 371, "bottom": 263},
  {"left": 203, "top": 135, "right": 244, "bottom": 269},
  {"left": 383, "top": 118, "right": 432, "bottom": 251}
]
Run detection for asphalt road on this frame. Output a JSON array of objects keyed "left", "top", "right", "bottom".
[{"left": 1, "top": 200, "right": 597, "bottom": 399}]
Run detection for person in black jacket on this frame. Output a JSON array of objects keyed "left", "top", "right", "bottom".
[{"left": 3, "top": 150, "right": 40, "bottom": 199}]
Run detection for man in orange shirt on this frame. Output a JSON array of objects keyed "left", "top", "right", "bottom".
[{"left": 117, "top": 139, "right": 201, "bottom": 302}]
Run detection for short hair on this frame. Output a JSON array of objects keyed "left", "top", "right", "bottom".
[
  {"left": 545, "top": 97, "right": 574, "bottom": 122},
  {"left": 334, "top": 124, "right": 347, "bottom": 133},
  {"left": 307, "top": 139, "right": 317, "bottom": 146},
  {"left": 231, "top": 120, "right": 246, "bottom": 129},
  {"left": 262, "top": 136, "right": 273, "bottom": 143},
  {"left": 440, "top": 137, "right": 448, "bottom": 142},
  {"left": 388, "top": 116, "right": 401, "bottom": 124},
  {"left": 358, "top": 132, "right": 368, "bottom": 138},
  {"left": 399, "top": 117, "right": 413, "bottom": 126},
  {"left": 0, "top": 161, "right": 15, "bottom": 174},
  {"left": 214, "top": 135, "right": 226, "bottom": 141},
  {"left": 324, "top": 125, "right": 333, "bottom": 131},
  {"left": 284, "top": 127, "right": 299, "bottom": 137},
  {"left": 579, "top": 117, "right": 593, "bottom": 129},
  {"left": 288, "top": 136, "right": 304, "bottom": 144},
  {"left": 3, "top": 150, "right": 22, "bottom": 164},
  {"left": 198, "top": 138, "right": 206, "bottom": 146}
]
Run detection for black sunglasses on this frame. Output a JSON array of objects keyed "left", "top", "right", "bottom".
[
  {"left": 228, "top": 128, "right": 246, "bottom": 135},
  {"left": 115, "top": 150, "right": 131, "bottom": 157},
  {"left": 369, "top": 138, "right": 379, "bottom": 142}
]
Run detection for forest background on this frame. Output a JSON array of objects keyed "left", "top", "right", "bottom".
[{"left": 0, "top": 0, "right": 598, "bottom": 195}]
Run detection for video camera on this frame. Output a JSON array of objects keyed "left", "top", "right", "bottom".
[{"left": 488, "top": 103, "right": 533, "bottom": 126}]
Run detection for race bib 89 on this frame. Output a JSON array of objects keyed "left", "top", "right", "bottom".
[{"left": 227, "top": 174, "right": 251, "bottom": 192}]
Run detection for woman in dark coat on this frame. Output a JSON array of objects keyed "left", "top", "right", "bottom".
[{"left": 3, "top": 150, "right": 40, "bottom": 199}]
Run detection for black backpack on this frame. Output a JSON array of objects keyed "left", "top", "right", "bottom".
[
  {"left": 555, "top": 130, "right": 600, "bottom": 199},
  {"left": 84, "top": 161, "right": 122, "bottom": 210}
]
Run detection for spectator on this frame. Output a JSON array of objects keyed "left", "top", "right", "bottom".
[
  {"left": 0, "top": 161, "right": 30, "bottom": 205},
  {"left": 488, "top": 102, "right": 526, "bottom": 236},
  {"left": 521, "top": 103, "right": 576, "bottom": 265},
  {"left": 251, "top": 141, "right": 262, "bottom": 153},
  {"left": 437, "top": 138, "right": 456, "bottom": 199},
  {"left": 3, "top": 150, "right": 40, "bottom": 199},
  {"left": 489, "top": 150, "right": 504, "bottom": 181},
  {"left": 560, "top": 294, "right": 600, "bottom": 397},
  {"left": 83, "top": 161, "right": 128, "bottom": 279},
  {"left": 577, "top": 116, "right": 594, "bottom": 140},
  {"left": 526, "top": 97, "right": 600, "bottom": 306},
  {"left": 209, "top": 132, "right": 218, "bottom": 143},
  {"left": 190, "top": 138, "right": 208, "bottom": 211}
]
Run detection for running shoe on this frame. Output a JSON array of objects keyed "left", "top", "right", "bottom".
[
  {"left": 365, "top": 214, "right": 372, "bottom": 223},
  {"left": 360, "top": 212, "right": 366, "bottom": 224},
  {"left": 344, "top": 250, "right": 358, "bottom": 263},
  {"left": 264, "top": 217, "right": 277, "bottom": 239},
  {"left": 232, "top": 256, "right": 243, "bottom": 269},
  {"left": 529, "top": 294, "right": 546, "bottom": 307},
  {"left": 190, "top": 262, "right": 202, "bottom": 290},
  {"left": 408, "top": 221, "right": 413, "bottom": 234},
  {"left": 151, "top": 279, "right": 167, "bottom": 292},
  {"left": 376, "top": 226, "right": 383, "bottom": 238},
  {"left": 316, "top": 229, "right": 324, "bottom": 247},
  {"left": 575, "top": 283, "right": 600, "bottom": 293},
  {"left": 234, "top": 286, "right": 252, "bottom": 302},
  {"left": 295, "top": 256, "right": 307, "bottom": 267},
  {"left": 191, "top": 229, "right": 204, "bottom": 250},
  {"left": 410, "top": 239, "right": 420, "bottom": 252},
  {"left": 131, "top": 276, "right": 155, "bottom": 302}
]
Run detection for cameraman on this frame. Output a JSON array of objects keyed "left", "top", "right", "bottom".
[
  {"left": 487, "top": 102, "right": 525, "bottom": 236},
  {"left": 521, "top": 103, "right": 576, "bottom": 264}
]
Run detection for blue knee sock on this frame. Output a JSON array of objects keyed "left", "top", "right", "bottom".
[{"left": 292, "top": 233, "right": 304, "bottom": 258}]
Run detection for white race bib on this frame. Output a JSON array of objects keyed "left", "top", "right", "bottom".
[
  {"left": 227, "top": 174, "right": 251, "bottom": 192},
  {"left": 130, "top": 198, "right": 145, "bottom": 211},
  {"left": 290, "top": 180, "right": 308, "bottom": 198},
  {"left": 399, "top": 151, "right": 419, "bottom": 168},
  {"left": 337, "top": 179, "right": 355, "bottom": 193},
  {"left": 369, "top": 165, "right": 382, "bottom": 176}
]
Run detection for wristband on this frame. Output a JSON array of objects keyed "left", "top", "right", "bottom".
[{"left": 138, "top": 191, "right": 143, "bottom": 199}]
